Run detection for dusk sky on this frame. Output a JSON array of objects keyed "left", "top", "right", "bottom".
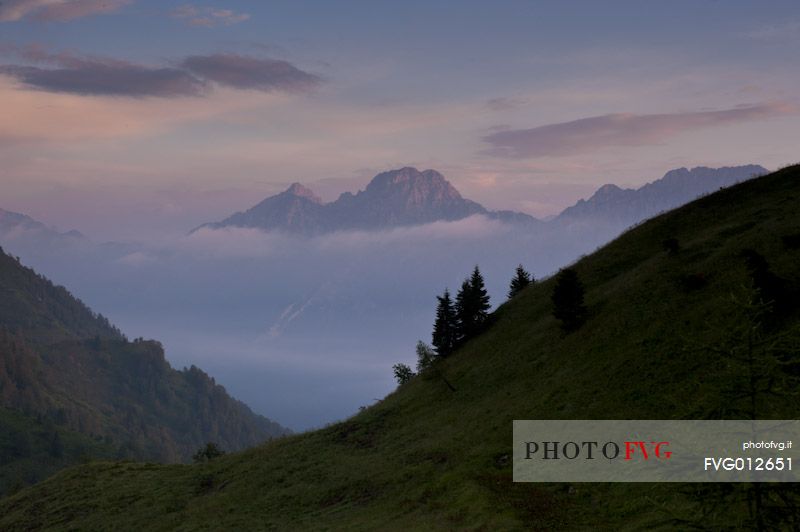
[{"left": 1, "top": 0, "right": 799, "bottom": 240}]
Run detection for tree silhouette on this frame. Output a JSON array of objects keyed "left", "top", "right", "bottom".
[
  {"left": 192, "top": 442, "right": 225, "bottom": 463},
  {"left": 415, "top": 341, "right": 436, "bottom": 373},
  {"left": 432, "top": 289, "right": 457, "bottom": 357},
  {"left": 551, "top": 268, "right": 587, "bottom": 332},
  {"left": 455, "top": 266, "right": 491, "bottom": 343},
  {"left": 392, "top": 363, "right": 415, "bottom": 385},
  {"left": 415, "top": 341, "right": 455, "bottom": 392},
  {"left": 454, "top": 279, "right": 472, "bottom": 345},
  {"left": 508, "top": 264, "right": 533, "bottom": 299},
  {"left": 740, "top": 249, "right": 790, "bottom": 319}
]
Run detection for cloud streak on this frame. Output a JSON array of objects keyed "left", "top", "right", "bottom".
[
  {"left": 172, "top": 4, "right": 250, "bottom": 28},
  {"left": 483, "top": 103, "right": 795, "bottom": 158},
  {"left": 0, "top": 0, "right": 131, "bottom": 22},
  {"left": 0, "top": 47, "right": 321, "bottom": 97},
  {"left": 0, "top": 62, "right": 206, "bottom": 97},
  {"left": 180, "top": 54, "right": 322, "bottom": 93}
]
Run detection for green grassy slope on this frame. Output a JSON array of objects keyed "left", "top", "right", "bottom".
[{"left": 1, "top": 165, "right": 798, "bottom": 530}]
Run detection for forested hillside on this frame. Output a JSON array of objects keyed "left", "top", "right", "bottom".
[{"left": 0, "top": 250, "right": 289, "bottom": 494}]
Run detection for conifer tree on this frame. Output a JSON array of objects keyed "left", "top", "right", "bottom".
[
  {"left": 455, "top": 266, "right": 491, "bottom": 343},
  {"left": 508, "top": 264, "right": 532, "bottom": 299},
  {"left": 454, "top": 279, "right": 472, "bottom": 345},
  {"left": 432, "top": 289, "right": 457, "bottom": 357},
  {"left": 470, "top": 266, "right": 491, "bottom": 323},
  {"left": 740, "top": 249, "right": 788, "bottom": 318},
  {"left": 551, "top": 268, "right": 587, "bottom": 332}
]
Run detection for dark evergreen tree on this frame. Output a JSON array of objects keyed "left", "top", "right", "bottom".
[
  {"left": 454, "top": 279, "right": 472, "bottom": 345},
  {"left": 508, "top": 264, "right": 532, "bottom": 299},
  {"left": 470, "top": 266, "right": 491, "bottom": 322},
  {"left": 432, "top": 289, "right": 457, "bottom": 357},
  {"left": 551, "top": 268, "right": 587, "bottom": 332},
  {"left": 740, "top": 249, "right": 789, "bottom": 318},
  {"left": 455, "top": 266, "right": 492, "bottom": 343}
]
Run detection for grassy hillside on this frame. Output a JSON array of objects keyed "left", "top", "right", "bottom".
[
  {"left": 1, "top": 165, "right": 798, "bottom": 530},
  {"left": 0, "top": 249, "right": 290, "bottom": 495}
]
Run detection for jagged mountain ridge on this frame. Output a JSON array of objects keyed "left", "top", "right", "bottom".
[
  {"left": 1, "top": 165, "right": 766, "bottom": 242},
  {"left": 555, "top": 164, "right": 768, "bottom": 226},
  {"left": 198, "top": 164, "right": 767, "bottom": 236},
  {"left": 197, "top": 167, "right": 539, "bottom": 235}
]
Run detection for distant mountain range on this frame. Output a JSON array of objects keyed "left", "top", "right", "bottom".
[
  {"left": 197, "top": 165, "right": 767, "bottom": 236},
  {"left": 0, "top": 165, "right": 769, "bottom": 244},
  {"left": 0, "top": 165, "right": 769, "bottom": 245},
  {"left": 555, "top": 165, "right": 768, "bottom": 226},
  {"left": 195, "top": 167, "right": 540, "bottom": 235}
]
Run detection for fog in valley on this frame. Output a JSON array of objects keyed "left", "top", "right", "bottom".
[{"left": 1, "top": 213, "right": 623, "bottom": 430}]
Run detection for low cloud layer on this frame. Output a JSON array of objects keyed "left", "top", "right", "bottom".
[
  {"left": 0, "top": 0, "right": 131, "bottom": 22},
  {"left": 0, "top": 46, "right": 321, "bottom": 97},
  {"left": 179, "top": 215, "right": 508, "bottom": 260},
  {"left": 483, "top": 103, "right": 794, "bottom": 158},
  {"left": 3, "top": 214, "right": 602, "bottom": 429},
  {"left": 172, "top": 4, "right": 250, "bottom": 28}
]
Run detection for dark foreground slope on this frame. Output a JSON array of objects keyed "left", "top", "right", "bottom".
[
  {"left": 0, "top": 251, "right": 289, "bottom": 493},
  {"left": 1, "top": 165, "right": 799, "bottom": 530}
]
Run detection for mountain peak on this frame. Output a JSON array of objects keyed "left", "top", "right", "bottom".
[
  {"left": 284, "top": 183, "right": 322, "bottom": 204},
  {"left": 202, "top": 167, "right": 518, "bottom": 234},
  {"left": 595, "top": 183, "right": 623, "bottom": 195},
  {"left": 367, "top": 166, "right": 423, "bottom": 188},
  {"left": 365, "top": 167, "right": 463, "bottom": 200}
]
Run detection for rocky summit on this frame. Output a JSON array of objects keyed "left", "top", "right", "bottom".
[{"left": 196, "top": 167, "right": 538, "bottom": 235}]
